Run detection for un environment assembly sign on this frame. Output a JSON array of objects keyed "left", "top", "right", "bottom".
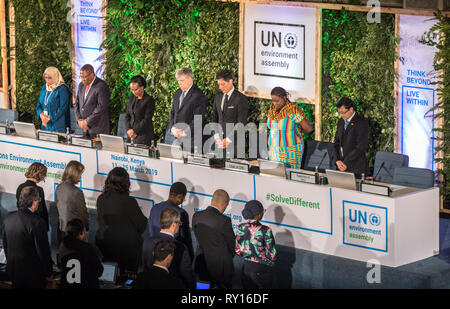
[
  {"left": 243, "top": 3, "right": 317, "bottom": 102},
  {"left": 254, "top": 22, "right": 305, "bottom": 80}
]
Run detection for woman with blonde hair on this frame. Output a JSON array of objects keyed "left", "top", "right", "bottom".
[
  {"left": 55, "top": 160, "right": 89, "bottom": 243},
  {"left": 16, "top": 162, "right": 49, "bottom": 230},
  {"left": 36, "top": 66, "right": 71, "bottom": 133}
]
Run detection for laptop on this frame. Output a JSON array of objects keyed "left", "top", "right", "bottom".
[
  {"left": 13, "top": 121, "right": 37, "bottom": 139},
  {"left": 258, "top": 159, "right": 286, "bottom": 178},
  {"left": 326, "top": 169, "right": 357, "bottom": 190},
  {"left": 99, "top": 262, "right": 118, "bottom": 285},
  {"left": 100, "top": 134, "right": 125, "bottom": 153},
  {"left": 157, "top": 143, "right": 184, "bottom": 161}
]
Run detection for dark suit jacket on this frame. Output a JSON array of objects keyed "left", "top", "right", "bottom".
[
  {"left": 58, "top": 236, "right": 103, "bottom": 289},
  {"left": 2, "top": 208, "right": 53, "bottom": 289},
  {"left": 142, "top": 232, "right": 195, "bottom": 289},
  {"left": 125, "top": 92, "right": 155, "bottom": 146},
  {"left": 135, "top": 265, "right": 184, "bottom": 289},
  {"left": 16, "top": 180, "right": 49, "bottom": 231},
  {"left": 192, "top": 206, "right": 235, "bottom": 288},
  {"left": 333, "top": 112, "right": 369, "bottom": 176},
  {"left": 211, "top": 89, "right": 248, "bottom": 158},
  {"left": 95, "top": 190, "right": 147, "bottom": 272},
  {"left": 167, "top": 84, "right": 207, "bottom": 151},
  {"left": 74, "top": 77, "right": 111, "bottom": 137},
  {"left": 148, "top": 201, "right": 194, "bottom": 260}
]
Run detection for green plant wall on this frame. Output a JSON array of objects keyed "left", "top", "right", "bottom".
[{"left": 11, "top": 0, "right": 73, "bottom": 124}]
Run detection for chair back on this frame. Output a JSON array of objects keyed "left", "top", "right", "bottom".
[
  {"left": 373, "top": 151, "right": 409, "bottom": 183},
  {"left": 393, "top": 167, "right": 435, "bottom": 189},
  {"left": 301, "top": 139, "right": 335, "bottom": 173}
]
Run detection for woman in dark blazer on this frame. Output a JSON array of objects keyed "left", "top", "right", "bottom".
[
  {"left": 125, "top": 75, "right": 155, "bottom": 146},
  {"left": 16, "top": 162, "right": 49, "bottom": 231},
  {"left": 95, "top": 167, "right": 147, "bottom": 274}
]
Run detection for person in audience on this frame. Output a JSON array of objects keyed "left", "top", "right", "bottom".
[
  {"left": 135, "top": 240, "right": 184, "bottom": 289},
  {"left": 235, "top": 200, "right": 276, "bottom": 289},
  {"left": 55, "top": 160, "right": 89, "bottom": 243},
  {"left": 211, "top": 69, "right": 248, "bottom": 159},
  {"left": 165, "top": 67, "right": 207, "bottom": 153},
  {"left": 267, "top": 86, "right": 313, "bottom": 169},
  {"left": 192, "top": 189, "right": 235, "bottom": 288},
  {"left": 74, "top": 64, "right": 111, "bottom": 138},
  {"left": 125, "top": 75, "right": 155, "bottom": 146},
  {"left": 333, "top": 97, "right": 369, "bottom": 177},
  {"left": 59, "top": 219, "right": 103, "bottom": 289},
  {"left": 36, "top": 66, "right": 71, "bottom": 133},
  {"left": 95, "top": 167, "right": 147, "bottom": 275},
  {"left": 3, "top": 186, "right": 54, "bottom": 289},
  {"left": 148, "top": 181, "right": 193, "bottom": 259},
  {"left": 142, "top": 208, "right": 195, "bottom": 288},
  {"left": 16, "top": 162, "right": 49, "bottom": 231}
]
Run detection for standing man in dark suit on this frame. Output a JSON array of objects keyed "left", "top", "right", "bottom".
[
  {"left": 165, "top": 67, "right": 207, "bottom": 153},
  {"left": 192, "top": 189, "right": 235, "bottom": 289},
  {"left": 333, "top": 97, "right": 369, "bottom": 177},
  {"left": 135, "top": 240, "right": 184, "bottom": 289},
  {"left": 211, "top": 69, "right": 248, "bottom": 159},
  {"left": 74, "top": 64, "right": 111, "bottom": 138},
  {"left": 125, "top": 75, "right": 155, "bottom": 146},
  {"left": 142, "top": 208, "right": 195, "bottom": 288},
  {"left": 2, "top": 186, "right": 54, "bottom": 289}
]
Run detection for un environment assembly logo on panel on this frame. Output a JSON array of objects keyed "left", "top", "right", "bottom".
[
  {"left": 254, "top": 21, "right": 305, "bottom": 80},
  {"left": 343, "top": 201, "right": 388, "bottom": 253}
]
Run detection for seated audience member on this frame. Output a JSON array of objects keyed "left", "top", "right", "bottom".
[
  {"left": 135, "top": 240, "right": 184, "bottom": 289},
  {"left": 59, "top": 219, "right": 103, "bottom": 289},
  {"left": 16, "top": 162, "right": 49, "bottom": 231},
  {"left": 3, "top": 186, "right": 53, "bottom": 289},
  {"left": 192, "top": 189, "right": 235, "bottom": 289},
  {"left": 125, "top": 75, "right": 155, "bottom": 146},
  {"left": 148, "top": 181, "right": 193, "bottom": 259},
  {"left": 95, "top": 167, "right": 147, "bottom": 275},
  {"left": 55, "top": 160, "right": 89, "bottom": 243},
  {"left": 235, "top": 200, "right": 276, "bottom": 289},
  {"left": 142, "top": 208, "right": 195, "bottom": 288},
  {"left": 36, "top": 66, "right": 71, "bottom": 133}
]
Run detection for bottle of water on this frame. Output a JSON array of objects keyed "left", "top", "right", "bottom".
[
  {"left": 5, "top": 119, "right": 9, "bottom": 134},
  {"left": 315, "top": 166, "right": 320, "bottom": 184},
  {"left": 66, "top": 127, "right": 71, "bottom": 144},
  {"left": 360, "top": 173, "right": 365, "bottom": 191}
]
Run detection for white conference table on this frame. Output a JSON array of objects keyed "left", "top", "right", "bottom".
[{"left": 0, "top": 133, "right": 439, "bottom": 267}]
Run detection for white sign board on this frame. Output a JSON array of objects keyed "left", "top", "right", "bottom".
[{"left": 243, "top": 3, "right": 317, "bottom": 102}]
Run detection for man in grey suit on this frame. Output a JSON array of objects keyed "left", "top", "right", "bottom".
[{"left": 74, "top": 64, "right": 111, "bottom": 138}]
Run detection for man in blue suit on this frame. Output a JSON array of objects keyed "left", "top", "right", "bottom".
[
  {"left": 165, "top": 67, "right": 207, "bottom": 153},
  {"left": 148, "top": 182, "right": 193, "bottom": 260},
  {"left": 142, "top": 208, "right": 195, "bottom": 289}
]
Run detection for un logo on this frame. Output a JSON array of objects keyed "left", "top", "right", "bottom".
[
  {"left": 284, "top": 33, "right": 297, "bottom": 49},
  {"left": 369, "top": 213, "right": 381, "bottom": 226}
]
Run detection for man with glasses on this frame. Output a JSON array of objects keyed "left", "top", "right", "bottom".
[
  {"left": 74, "top": 64, "right": 111, "bottom": 138},
  {"left": 148, "top": 182, "right": 193, "bottom": 260},
  {"left": 142, "top": 208, "right": 195, "bottom": 288},
  {"left": 333, "top": 97, "right": 369, "bottom": 177}
]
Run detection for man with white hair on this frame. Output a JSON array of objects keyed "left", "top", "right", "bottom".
[{"left": 165, "top": 67, "right": 207, "bottom": 153}]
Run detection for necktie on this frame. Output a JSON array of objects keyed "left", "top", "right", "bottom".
[
  {"left": 344, "top": 120, "right": 349, "bottom": 130},
  {"left": 179, "top": 91, "right": 185, "bottom": 108},
  {"left": 222, "top": 94, "right": 229, "bottom": 112}
]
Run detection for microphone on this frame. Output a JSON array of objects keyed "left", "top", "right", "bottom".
[
  {"left": 317, "top": 151, "right": 328, "bottom": 171},
  {"left": 373, "top": 161, "right": 385, "bottom": 182}
]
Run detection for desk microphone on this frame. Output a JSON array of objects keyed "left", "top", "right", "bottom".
[{"left": 373, "top": 161, "right": 385, "bottom": 181}]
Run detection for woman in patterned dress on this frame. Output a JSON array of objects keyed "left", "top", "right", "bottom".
[
  {"left": 235, "top": 200, "right": 276, "bottom": 289},
  {"left": 267, "top": 87, "right": 313, "bottom": 169}
]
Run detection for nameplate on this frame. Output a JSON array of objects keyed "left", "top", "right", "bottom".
[
  {"left": 38, "top": 131, "right": 60, "bottom": 143},
  {"left": 361, "top": 183, "right": 390, "bottom": 196},
  {"left": 0, "top": 125, "right": 6, "bottom": 135},
  {"left": 225, "top": 161, "right": 249, "bottom": 173},
  {"left": 186, "top": 155, "right": 211, "bottom": 167},
  {"left": 127, "top": 145, "right": 150, "bottom": 157},
  {"left": 290, "top": 171, "right": 317, "bottom": 184},
  {"left": 71, "top": 137, "right": 93, "bottom": 148}
]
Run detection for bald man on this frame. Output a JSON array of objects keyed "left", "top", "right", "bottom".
[{"left": 192, "top": 189, "right": 235, "bottom": 288}]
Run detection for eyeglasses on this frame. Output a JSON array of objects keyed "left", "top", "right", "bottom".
[{"left": 338, "top": 108, "right": 351, "bottom": 116}]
